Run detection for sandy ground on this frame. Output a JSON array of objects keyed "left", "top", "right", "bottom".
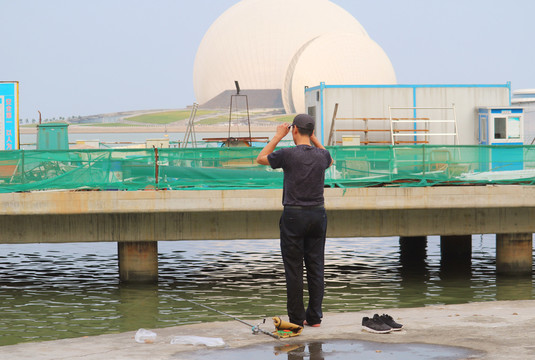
[{"left": 2, "top": 300, "right": 535, "bottom": 359}]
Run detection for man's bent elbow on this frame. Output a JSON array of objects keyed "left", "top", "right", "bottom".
[{"left": 256, "top": 155, "right": 269, "bottom": 165}]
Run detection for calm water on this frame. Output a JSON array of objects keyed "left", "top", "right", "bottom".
[{"left": 0, "top": 235, "right": 534, "bottom": 346}]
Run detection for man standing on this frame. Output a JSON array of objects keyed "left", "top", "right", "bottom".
[{"left": 256, "top": 114, "right": 333, "bottom": 327}]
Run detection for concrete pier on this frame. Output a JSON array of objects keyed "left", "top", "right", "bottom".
[
  {"left": 496, "top": 233, "right": 533, "bottom": 275},
  {"left": 399, "top": 236, "right": 427, "bottom": 265},
  {"left": 1, "top": 185, "right": 534, "bottom": 277},
  {"left": 439, "top": 235, "right": 472, "bottom": 280},
  {"left": 440, "top": 235, "right": 472, "bottom": 273},
  {"left": 3, "top": 186, "right": 535, "bottom": 240},
  {"left": 399, "top": 236, "right": 429, "bottom": 296},
  {"left": 118, "top": 241, "right": 158, "bottom": 283},
  {"left": 440, "top": 235, "right": 471, "bottom": 264}
]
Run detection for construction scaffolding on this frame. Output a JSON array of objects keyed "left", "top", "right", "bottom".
[
  {"left": 182, "top": 103, "right": 199, "bottom": 148},
  {"left": 328, "top": 104, "right": 459, "bottom": 146}
]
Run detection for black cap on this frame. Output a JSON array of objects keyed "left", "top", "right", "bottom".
[{"left": 291, "top": 114, "right": 315, "bottom": 130}]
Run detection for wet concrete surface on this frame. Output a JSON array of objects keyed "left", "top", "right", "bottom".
[{"left": 2, "top": 300, "right": 534, "bottom": 360}]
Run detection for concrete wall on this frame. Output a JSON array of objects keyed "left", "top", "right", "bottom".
[
  {"left": 305, "top": 84, "right": 511, "bottom": 145},
  {"left": 1, "top": 186, "right": 535, "bottom": 243}
]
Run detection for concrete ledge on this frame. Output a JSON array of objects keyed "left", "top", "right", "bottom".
[
  {"left": 2, "top": 185, "right": 535, "bottom": 215},
  {"left": 1, "top": 300, "right": 534, "bottom": 360},
  {"left": 3, "top": 206, "right": 535, "bottom": 243},
  {"left": 2, "top": 185, "right": 535, "bottom": 243}
]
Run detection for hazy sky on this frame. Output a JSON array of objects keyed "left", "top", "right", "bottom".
[{"left": 1, "top": 0, "right": 533, "bottom": 120}]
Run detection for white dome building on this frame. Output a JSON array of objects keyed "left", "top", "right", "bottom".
[{"left": 193, "top": 0, "right": 396, "bottom": 113}]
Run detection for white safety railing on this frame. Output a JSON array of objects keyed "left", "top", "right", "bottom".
[{"left": 389, "top": 105, "right": 458, "bottom": 145}]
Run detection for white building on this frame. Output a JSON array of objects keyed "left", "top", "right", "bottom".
[{"left": 304, "top": 83, "right": 513, "bottom": 146}]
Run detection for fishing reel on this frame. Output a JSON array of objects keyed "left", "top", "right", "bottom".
[{"left": 251, "top": 318, "right": 267, "bottom": 335}]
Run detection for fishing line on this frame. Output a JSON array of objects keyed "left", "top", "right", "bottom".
[{"left": 176, "top": 296, "right": 280, "bottom": 340}]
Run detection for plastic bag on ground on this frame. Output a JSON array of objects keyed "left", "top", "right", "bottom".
[
  {"left": 170, "top": 335, "right": 226, "bottom": 347},
  {"left": 135, "top": 328, "right": 157, "bottom": 344}
]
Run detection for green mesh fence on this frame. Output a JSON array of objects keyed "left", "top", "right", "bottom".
[
  {"left": 0, "top": 149, "right": 157, "bottom": 192},
  {"left": 0, "top": 145, "right": 534, "bottom": 192}
]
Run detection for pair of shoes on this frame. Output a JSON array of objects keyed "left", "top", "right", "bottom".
[
  {"left": 362, "top": 315, "right": 391, "bottom": 334},
  {"left": 361, "top": 314, "right": 403, "bottom": 334},
  {"left": 303, "top": 320, "right": 321, "bottom": 327}
]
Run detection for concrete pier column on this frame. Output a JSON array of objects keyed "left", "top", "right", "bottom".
[
  {"left": 440, "top": 235, "right": 472, "bottom": 278},
  {"left": 496, "top": 233, "right": 532, "bottom": 275},
  {"left": 399, "top": 236, "right": 428, "bottom": 276},
  {"left": 399, "top": 236, "right": 429, "bottom": 299},
  {"left": 118, "top": 241, "right": 158, "bottom": 283},
  {"left": 399, "top": 236, "right": 427, "bottom": 263},
  {"left": 441, "top": 235, "right": 471, "bottom": 265}
]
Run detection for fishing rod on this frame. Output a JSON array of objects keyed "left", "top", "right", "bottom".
[{"left": 176, "top": 296, "right": 280, "bottom": 340}]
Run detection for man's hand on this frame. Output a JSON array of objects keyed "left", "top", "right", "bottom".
[
  {"left": 310, "top": 132, "right": 334, "bottom": 167},
  {"left": 275, "top": 123, "right": 291, "bottom": 140},
  {"left": 310, "top": 132, "right": 323, "bottom": 149},
  {"left": 256, "top": 123, "right": 291, "bottom": 165}
]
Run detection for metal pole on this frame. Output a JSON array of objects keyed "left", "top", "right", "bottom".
[
  {"left": 153, "top": 146, "right": 159, "bottom": 187},
  {"left": 21, "top": 150, "right": 25, "bottom": 184},
  {"left": 192, "top": 103, "right": 198, "bottom": 148},
  {"left": 228, "top": 96, "right": 234, "bottom": 140},
  {"left": 389, "top": 106, "right": 395, "bottom": 145},
  {"left": 327, "top": 103, "right": 339, "bottom": 146},
  {"left": 246, "top": 95, "right": 252, "bottom": 144}
]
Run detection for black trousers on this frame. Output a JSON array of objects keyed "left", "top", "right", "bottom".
[{"left": 279, "top": 206, "right": 327, "bottom": 326}]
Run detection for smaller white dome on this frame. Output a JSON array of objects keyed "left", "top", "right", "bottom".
[{"left": 284, "top": 32, "right": 397, "bottom": 113}]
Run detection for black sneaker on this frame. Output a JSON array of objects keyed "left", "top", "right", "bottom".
[
  {"left": 379, "top": 314, "right": 403, "bottom": 331},
  {"left": 362, "top": 315, "right": 392, "bottom": 334}
]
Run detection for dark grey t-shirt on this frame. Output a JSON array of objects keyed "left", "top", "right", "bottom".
[{"left": 268, "top": 145, "right": 332, "bottom": 206}]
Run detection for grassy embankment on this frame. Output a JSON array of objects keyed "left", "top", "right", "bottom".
[
  {"left": 21, "top": 110, "right": 296, "bottom": 127},
  {"left": 115, "top": 110, "right": 295, "bottom": 126},
  {"left": 126, "top": 110, "right": 220, "bottom": 125}
]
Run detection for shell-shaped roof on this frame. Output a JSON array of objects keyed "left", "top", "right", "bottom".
[
  {"left": 286, "top": 32, "right": 397, "bottom": 112},
  {"left": 193, "top": 0, "right": 395, "bottom": 112}
]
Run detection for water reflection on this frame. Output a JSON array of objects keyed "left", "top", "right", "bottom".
[
  {"left": 496, "top": 276, "right": 534, "bottom": 301},
  {"left": 185, "top": 341, "right": 478, "bottom": 360},
  {"left": 0, "top": 235, "right": 534, "bottom": 346},
  {"left": 117, "top": 284, "right": 160, "bottom": 330},
  {"left": 270, "top": 341, "right": 478, "bottom": 360},
  {"left": 274, "top": 343, "right": 323, "bottom": 360},
  {"left": 398, "top": 236, "right": 430, "bottom": 307}
]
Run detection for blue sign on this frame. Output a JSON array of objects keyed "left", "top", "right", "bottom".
[{"left": 0, "top": 81, "right": 19, "bottom": 150}]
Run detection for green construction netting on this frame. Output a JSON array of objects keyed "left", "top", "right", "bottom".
[{"left": 0, "top": 145, "right": 534, "bottom": 192}]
